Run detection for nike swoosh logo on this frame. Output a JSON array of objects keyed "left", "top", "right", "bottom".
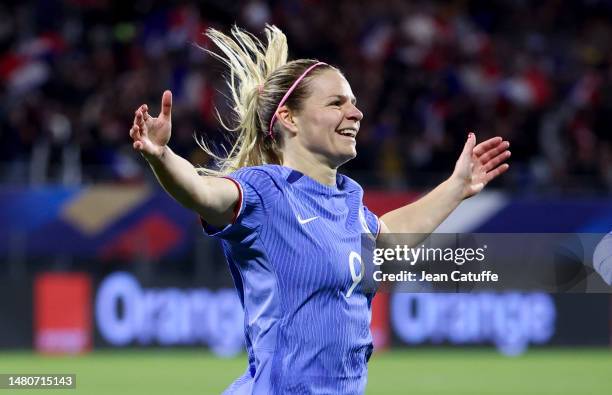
[{"left": 297, "top": 215, "right": 319, "bottom": 225}]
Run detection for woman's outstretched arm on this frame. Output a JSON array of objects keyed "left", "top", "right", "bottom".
[
  {"left": 129, "top": 90, "right": 239, "bottom": 227},
  {"left": 379, "top": 133, "right": 510, "bottom": 235}
]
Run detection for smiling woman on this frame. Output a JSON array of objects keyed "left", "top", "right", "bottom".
[
  {"left": 128, "top": 24, "right": 510, "bottom": 395},
  {"left": 279, "top": 67, "right": 364, "bottom": 173}
]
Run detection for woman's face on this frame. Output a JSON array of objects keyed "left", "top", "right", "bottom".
[{"left": 291, "top": 69, "right": 363, "bottom": 167}]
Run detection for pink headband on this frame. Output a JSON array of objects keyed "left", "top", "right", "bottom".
[{"left": 268, "top": 62, "right": 327, "bottom": 139}]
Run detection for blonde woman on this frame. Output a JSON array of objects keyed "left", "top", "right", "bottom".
[{"left": 129, "top": 25, "right": 510, "bottom": 394}]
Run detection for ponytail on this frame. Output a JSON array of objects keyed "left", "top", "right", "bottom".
[{"left": 197, "top": 25, "right": 332, "bottom": 175}]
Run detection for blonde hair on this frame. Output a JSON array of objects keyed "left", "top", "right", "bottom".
[{"left": 197, "top": 25, "right": 333, "bottom": 175}]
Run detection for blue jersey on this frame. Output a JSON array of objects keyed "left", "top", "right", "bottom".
[{"left": 203, "top": 164, "right": 380, "bottom": 395}]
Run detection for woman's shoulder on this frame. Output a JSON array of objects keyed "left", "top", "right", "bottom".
[
  {"left": 229, "top": 164, "right": 290, "bottom": 191},
  {"left": 337, "top": 172, "right": 364, "bottom": 195},
  {"left": 231, "top": 164, "right": 287, "bottom": 177},
  {"left": 230, "top": 164, "right": 290, "bottom": 181}
]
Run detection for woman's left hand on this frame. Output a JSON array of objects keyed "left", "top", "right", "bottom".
[{"left": 451, "top": 132, "right": 511, "bottom": 199}]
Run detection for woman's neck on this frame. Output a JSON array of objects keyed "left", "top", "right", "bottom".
[{"left": 282, "top": 148, "right": 337, "bottom": 186}]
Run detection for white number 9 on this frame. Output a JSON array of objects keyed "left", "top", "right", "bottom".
[{"left": 346, "top": 251, "right": 364, "bottom": 297}]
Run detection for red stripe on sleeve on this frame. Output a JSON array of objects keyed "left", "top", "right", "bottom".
[{"left": 222, "top": 176, "right": 242, "bottom": 224}]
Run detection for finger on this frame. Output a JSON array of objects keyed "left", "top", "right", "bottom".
[
  {"left": 474, "top": 137, "right": 504, "bottom": 158},
  {"left": 473, "top": 137, "right": 504, "bottom": 157},
  {"left": 134, "top": 123, "right": 147, "bottom": 141},
  {"left": 461, "top": 132, "right": 477, "bottom": 158},
  {"left": 129, "top": 126, "right": 136, "bottom": 139},
  {"left": 135, "top": 110, "right": 144, "bottom": 129},
  {"left": 478, "top": 140, "right": 510, "bottom": 163},
  {"left": 483, "top": 150, "right": 511, "bottom": 172},
  {"left": 484, "top": 163, "right": 510, "bottom": 183},
  {"left": 159, "top": 90, "right": 172, "bottom": 119},
  {"left": 140, "top": 104, "right": 150, "bottom": 121},
  {"left": 132, "top": 124, "right": 140, "bottom": 140},
  {"left": 133, "top": 141, "right": 143, "bottom": 151},
  {"left": 136, "top": 110, "right": 149, "bottom": 134}
]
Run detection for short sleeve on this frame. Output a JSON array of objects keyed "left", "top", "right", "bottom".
[{"left": 201, "top": 167, "right": 281, "bottom": 240}]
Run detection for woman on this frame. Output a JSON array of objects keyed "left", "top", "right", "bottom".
[{"left": 129, "top": 25, "right": 510, "bottom": 394}]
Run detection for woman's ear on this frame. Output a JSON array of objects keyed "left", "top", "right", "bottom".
[{"left": 276, "top": 106, "right": 299, "bottom": 135}]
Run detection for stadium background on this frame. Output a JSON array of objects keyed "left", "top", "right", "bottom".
[{"left": 0, "top": 0, "right": 610, "bottom": 394}]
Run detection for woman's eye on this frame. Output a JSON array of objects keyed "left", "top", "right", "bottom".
[{"left": 330, "top": 101, "right": 341, "bottom": 106}]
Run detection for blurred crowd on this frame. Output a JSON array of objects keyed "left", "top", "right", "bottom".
[{"left": 1, "top": 0, "right": 611, "bottom": 193}]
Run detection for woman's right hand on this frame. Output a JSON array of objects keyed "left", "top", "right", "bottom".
[{"left": 130, "top": 90, "right": 173, "bottom": 161}]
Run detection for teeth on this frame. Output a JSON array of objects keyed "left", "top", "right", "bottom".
[{"left": 337, "top": 128, "right": 357, "bottom": 137}]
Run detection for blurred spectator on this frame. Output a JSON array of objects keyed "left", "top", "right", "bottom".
[{"left": 0, "top": 0, "right": 611, "bottom": 194}]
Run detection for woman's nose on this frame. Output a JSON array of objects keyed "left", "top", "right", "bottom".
[{"left": 346, "top": 103, "right": 363, "bottom": 121}]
